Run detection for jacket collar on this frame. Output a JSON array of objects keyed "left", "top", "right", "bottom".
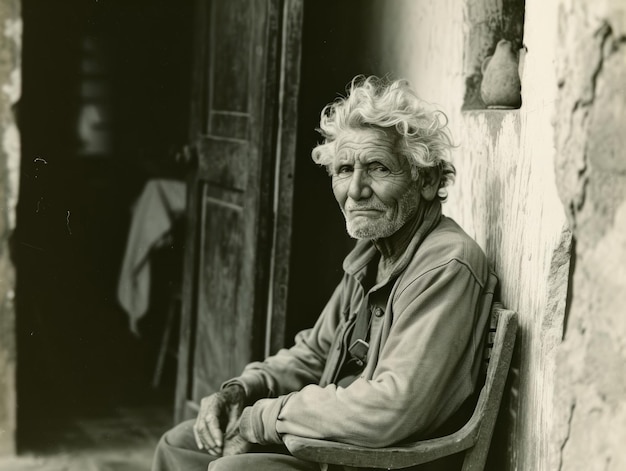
[{"left": 342, "top": 200, "right": 443, "bottom": 286}]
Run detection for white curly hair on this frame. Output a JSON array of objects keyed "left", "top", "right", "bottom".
[{"left": 312, "top": 75, "right": 456, "bottom": 201}]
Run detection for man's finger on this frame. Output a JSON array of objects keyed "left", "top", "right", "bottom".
[
  {"left": 224, "top": 404, "right": 242, "bottom": 439},
  {"left": 223, "top": 433, "right": 251, "bottom": 457},
  {"left": 192, "top": 424, "right": 204, "bottom": 450},
  {"left": 205, "top": 414, "right": 224, "bottom": 449},
  {"left": 195, "top": 415, "right": 219, "bottom": 453}
]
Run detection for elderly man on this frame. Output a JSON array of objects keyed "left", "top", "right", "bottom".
[{"left": 152, "top": 76, "right": 493, "bottom": 471}]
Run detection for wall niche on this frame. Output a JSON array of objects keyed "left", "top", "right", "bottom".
[{"left": 463, "top": 0, "right": 526, "bottom": 110}]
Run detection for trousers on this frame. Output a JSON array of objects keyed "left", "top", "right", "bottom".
[
  {"left": 151, "top": 419, "right": 462, "bottom": 471},
  {"left": 151, "top": 419, "right": 319, "bottom": 471}
]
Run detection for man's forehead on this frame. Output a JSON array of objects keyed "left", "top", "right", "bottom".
[{"left": 333, "top": 128, "right": 394, "bottom": 157}]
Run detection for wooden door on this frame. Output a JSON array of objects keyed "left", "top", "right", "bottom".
[{"left": 175, "top": 0, "right": 303, "bottom": 421}]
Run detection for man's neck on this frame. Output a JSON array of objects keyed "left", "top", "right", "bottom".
[{"left": 373, "top": 202, "right": 428, "bottom": 280}]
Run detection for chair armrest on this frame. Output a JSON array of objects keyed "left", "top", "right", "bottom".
[
  {"left": 283, "top": 418, "right": 480, "bottom": 469},
  {"left": 284, "top": 307, "right": 518, "bottom": 470}
]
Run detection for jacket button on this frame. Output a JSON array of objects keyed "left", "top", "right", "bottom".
[{"left": 373, "top": 306, "right": 384, "bottom": 317}]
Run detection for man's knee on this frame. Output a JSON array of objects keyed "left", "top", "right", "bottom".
[
  {"left": 159, "top": 419, "right": 197, "bottom": 450},
  {"left": 152, "top": 419, "right": 197, "bottom": 466},
  {"left": 152, "top": 419, "right": 216, "bottom": 471},
  {"left": 208, "top": 453, "right": 317, "bottom": 471},
  {"left": 208, "top": 455, "right": 247, "bottom": 471}
]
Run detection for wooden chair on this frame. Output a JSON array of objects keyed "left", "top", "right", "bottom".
[{"left": 283, "top": 303, "right": 518, "bottom": 470}]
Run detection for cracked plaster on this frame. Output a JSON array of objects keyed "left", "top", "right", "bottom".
[{"left": 553, "top": 1, "right": 626, "bottom": 470}]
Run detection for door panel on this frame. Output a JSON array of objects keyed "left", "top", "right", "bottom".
[
  {"left": 199, "top": 138, "right": 249, "bottom": 191},
  {"left": 210, "top": 0, "right": 254, "bottom": 113},
  {"left": 175, "top": 0, "right": 303, "bottom": 421},
  {"left": 193, "top": 194, "right": 243, "bottom": 399}
]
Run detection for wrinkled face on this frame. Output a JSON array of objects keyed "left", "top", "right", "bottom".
[{"left": 331, "top": 128, "right": 419, "bottom": 239}]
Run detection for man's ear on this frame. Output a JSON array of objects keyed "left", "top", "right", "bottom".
[{"left": 419, "top": 167, "right": 441, "bottom": 201}]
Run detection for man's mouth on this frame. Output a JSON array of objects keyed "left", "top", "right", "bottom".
[{"left": 348, "top": 208, "right": 384, "bottom": 217}]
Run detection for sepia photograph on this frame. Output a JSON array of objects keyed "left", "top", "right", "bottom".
[{"left": 0, "top": 1, "right": 624, "bottom": 470}]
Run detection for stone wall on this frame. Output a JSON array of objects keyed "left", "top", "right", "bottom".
[
  {"left": 552, "top": 1, "right": 626, "bottom": 470},
  {"left": 0, "top": 0, "right": 20, "bottom": 456}
]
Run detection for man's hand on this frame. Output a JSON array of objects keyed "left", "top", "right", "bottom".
[
  {"left": 193, "top": 384, "right": 246, "bottom": 456},
  {"left": 222, "top": 420, "right": 252, "bottom": 456}
]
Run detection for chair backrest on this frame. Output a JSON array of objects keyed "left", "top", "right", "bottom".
[{"left": 461, "top": 303, "right": 517, "bottom": 470}]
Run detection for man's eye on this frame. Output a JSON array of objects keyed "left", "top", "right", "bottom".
[
  {"left": 336, "top": 165, "right": 353, "bottom": 176},
  {"left": 368, "top": 164, "right": 390, "bottom": 176}
]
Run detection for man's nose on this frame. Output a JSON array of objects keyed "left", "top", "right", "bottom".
[{"left": 347, "top": 168, "right": 372, "bottom": 200}]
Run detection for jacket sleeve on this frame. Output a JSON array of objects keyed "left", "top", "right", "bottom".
[
  {"left": 239, "top": 259, "right": 486, "bottom": 447},
  {"left": 224, "top": 280, "right": 346, "bottom": 403}
]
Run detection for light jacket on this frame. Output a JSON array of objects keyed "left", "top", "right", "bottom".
[{"left": 236, "top": 201, "right": 495, "bottom": 448}]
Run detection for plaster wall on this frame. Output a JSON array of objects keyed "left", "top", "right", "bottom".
[
  {"left": 367, "top": 0, "right": 570, "bottom": 469},
  {"left": 0, "top": 0, "right": 20, "bottom": 456},
  {"left": 552, "top": 1, "right": 626, "bottom": 470}
]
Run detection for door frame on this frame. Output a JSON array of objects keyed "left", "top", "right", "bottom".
[{"left": 174, "top": 0, "right": 303, "bottom": 422}]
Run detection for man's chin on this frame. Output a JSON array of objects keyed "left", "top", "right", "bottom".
[{"left": 346, "top": 221, "right": 397, "bottom": 240}]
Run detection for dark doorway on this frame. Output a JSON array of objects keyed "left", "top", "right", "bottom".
[
  {"left": 286, "top": 0, "right": 384, "bottom": 341},
  {"left": 16, "top": 0, "right": 193, "bottom": 454}
]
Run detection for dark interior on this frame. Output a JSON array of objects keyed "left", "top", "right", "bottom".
[
  {"left": 16, "top": 0, "right": 194, "bottom": 448},
  {"left": 15, "top": 0, "right": 383, "bottom": 453},
  {"left": 286, "top": 0, "right": 381, "bottom": 341}
]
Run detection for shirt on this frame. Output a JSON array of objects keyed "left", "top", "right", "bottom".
[{"left": 235, "top": 200, "right": 496, "bottom": 448}]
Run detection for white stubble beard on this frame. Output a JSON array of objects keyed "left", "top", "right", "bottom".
[{"left": 343, "top": 185, "right": 420, "bottom": 240}]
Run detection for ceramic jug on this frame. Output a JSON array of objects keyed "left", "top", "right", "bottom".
[{"left": 480, "top": 39, "right": 521, "bottom": 108}]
